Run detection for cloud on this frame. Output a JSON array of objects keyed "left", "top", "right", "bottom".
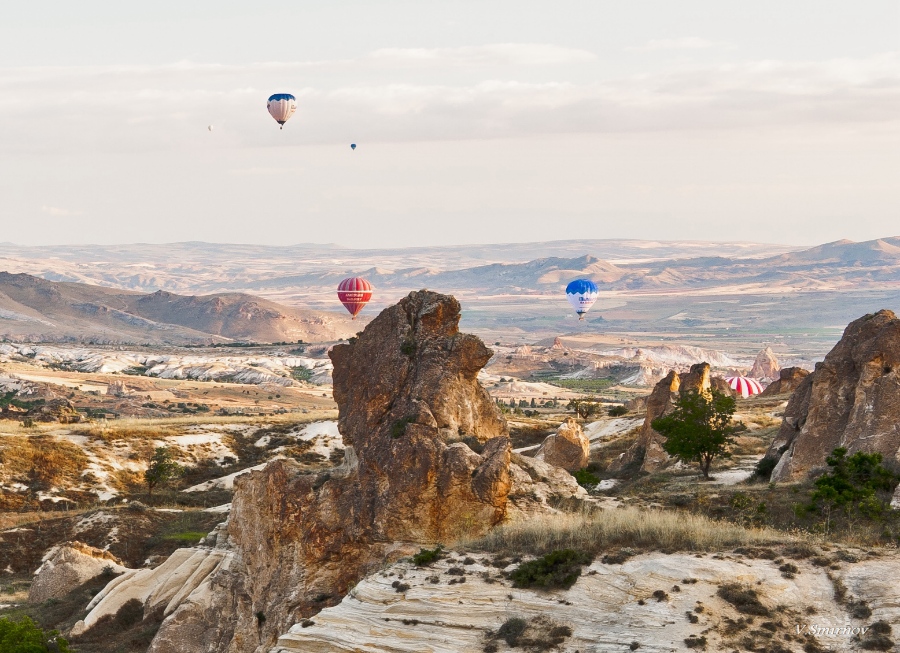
[
  {"left": 628, "top": 37, "right": 733, "bottom": 52},
  {"left": 0, "top": 51, "right": 897, "bottom": 153},
  {"left": 41, "top": 206, "right": 82, "bottom": 216},
  {"left": 366, "top": 44, "right": 598, "bottom": 66}
]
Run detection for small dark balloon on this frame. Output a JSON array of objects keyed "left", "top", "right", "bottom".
[{"left": 350, "top": 143, "right": 357, "bottom": 150}]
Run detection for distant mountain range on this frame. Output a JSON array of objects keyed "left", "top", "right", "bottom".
[{"left": 0, "top": 273, "right": 355, "bottom": 344}]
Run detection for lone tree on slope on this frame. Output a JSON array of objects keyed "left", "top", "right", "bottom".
[
  {"left": 652, "top": 390, "right": 738, "bottom": 480},
  {"left": 144, "top": 446, "right": 183, "bottom": 498}
]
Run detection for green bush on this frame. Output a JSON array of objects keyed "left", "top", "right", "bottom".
[
  {"left": 509, "top": 549, "right": 593, "bottom": 590},
  {"left": 572, "top": 469, "right": 601, "bottom": 489},
  {"left": 0, "top": 616, "right": 70, "bottom": 652},
  {"left": 608, "top": 405, "right": 629, "bottom": 417},
  {"left": 412, "top": 545, "right": 443, "bottom": 566}
]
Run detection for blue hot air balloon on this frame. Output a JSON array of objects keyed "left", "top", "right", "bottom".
[
  {"left": 267, "top": 93, "right": 297, "bottom": 129},
  {"left": 565, "top": 279, "right": 599, "bottom": 320},
  {"left": 350, "top": 143, "right": 357, "bottom": 151}
]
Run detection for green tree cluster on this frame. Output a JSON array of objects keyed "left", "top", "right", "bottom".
[
  {"left": 800, "top": 447, "right": 899, "bottom": 534},
  {"left": 0, "top": 616, "right": 69, "bottom": 653},
  {"left": 566, "top": 398, "right": 602, "bottom": 420},
  {"left": 651, "top": 390, "right": 738, "bottom": 479}
]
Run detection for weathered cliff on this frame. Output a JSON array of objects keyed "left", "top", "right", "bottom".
[
  {"left": 759, "top": 366, "right": 810, "bottom": 397},
  {"left": 146, "top": 291, "right": 517, "bottom": 652},
  {"left": 765, "top": 310, "right": 900, "bottom": 482}
]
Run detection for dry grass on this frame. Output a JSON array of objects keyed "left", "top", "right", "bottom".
[
  {"left": 0, "top": 435, "right": 89, "bottom": 490},
  {"left": 466, "top": 507, "right": 792, "bottom": 557}
]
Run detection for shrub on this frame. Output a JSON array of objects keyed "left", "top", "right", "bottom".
[
  {"left": 114, "top": 598, "right": 144, "bottom": 628},
  {"left": 497, "top": 617, "right": 527, "bottom": 646},
  {"left": 608, "top": 405, "right": 629, "bottom": 417},
  {"left": 572, "top": 469, "right": 601, "bottom": 490},
  {"left": 412, "top": 545, "right": 444, "bottom": 566},
  {"left": 509, "top": 549, "right": 593, "bottom": 590},
  {"left": 753, "top": 456, "right": 778, "bottom": 480},
  {"left": 0, "top": 615, "right": 70, "bottom": 652},
  {"left": 717, "top": 583, "right": 771, "bottom": 616}
]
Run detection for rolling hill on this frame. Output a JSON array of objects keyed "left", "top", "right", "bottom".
[{"left": 0, "top": 273, "right": 356, "bottom": 344}]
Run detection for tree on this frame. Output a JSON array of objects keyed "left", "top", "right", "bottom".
[
  {"left": 566, "top": 398, "right": 602, "bottom": 420},
  {"left": 800, "top": 447, "right": 899, "bottom": 535},
  {"left": 0, "top": 615, "right": 70, "bottom": 652},
  {"left": 144, "top": 447, "right": 183, "bottom": 498},
  {"left": 652, "top": 390, "right": 737, "bottom": 479}
]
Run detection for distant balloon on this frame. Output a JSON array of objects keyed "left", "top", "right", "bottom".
[
  {"left": 350, "top": 143, "right": 357, "bottom": 150},
  {"left": 208, "top": 125, "right": 213, "bottom": 132},
  {"left": 337, "top": 277, "right": 373, "bottom": 319},
  {"left": 565, "top": 279, "right": 599, "bottom": 320},
  {"left": 267, "top": 93, "right": 297, "bottom": 129}
]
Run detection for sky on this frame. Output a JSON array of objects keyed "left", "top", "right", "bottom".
[{"left": 1, "top": 1, "right": 898, "bottom": 248}]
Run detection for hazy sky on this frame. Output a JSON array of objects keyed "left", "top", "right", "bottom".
[{"left": 1, "top": 1, "right": 897, "bottom": 248}]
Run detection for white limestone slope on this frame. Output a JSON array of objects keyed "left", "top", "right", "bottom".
[{"left": 273, "top": 551, "right": 900, "bottom": 653}]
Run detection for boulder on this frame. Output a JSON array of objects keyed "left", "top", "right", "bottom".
[
  {"left": 611, "top": 363, "right": 712, "bottom": 473},
  {"left": 28, "top": 542, "right": 126, "bottom": 604},
  {"left": 147, "top": 291, "right": 516, "bottom": 653},
  {"left": 759, "top": 367, "right": 809, "bottom": 397},
  {"left": 764, "top": 310, "right": 900, "bottom": 482},
  {"left": 28, "top": 398, "right": 82, "bottom": 423},
  {"left": 534, "top": 418, "right": 590, "bottom": 471},
  {"left": 750, "top": 346, "right": 780, "bottom": 381}
]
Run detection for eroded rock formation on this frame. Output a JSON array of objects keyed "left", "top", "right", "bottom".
[
  {"left": 534, "top": 418, "right": 590, "bottom": 471},
  {"left": 765, "top": 310, "right": 900, "bottom": 482},
  {"left": 612, "top": 363, "right": 713, "bottom": 473},
  {"left": 28, "top": 542, "right": 126, "bottom": 604},
  {"left": 146, "top": 291, "right": 519, "bottom": 652},
  {"left": 759, "top": 366, "right": 809, "bottom": 397},
  {"left": 750, "top": 346, "right": 780, "bottom": 381}
]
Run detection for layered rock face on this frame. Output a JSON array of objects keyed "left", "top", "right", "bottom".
[
  {"left": 28, "top": 542, "right": 126, "bottom": 604},
  {"left": 765, "top": 310, "right": 900, "bottom": 482},
  {"left": 147, "top": 291, "right": 515, "bottom": 653},
  {"left": 759, "top": 366, "right": 809, "bottom": 397},
  {"left": 612, "top": 363, "right": 712, "bottom": 473},
  {"left": 534, "top": 418, "right": 590, "bottom": 471},
  {"left": 750, "top": 346, "right": 780, "bottom": 381}
]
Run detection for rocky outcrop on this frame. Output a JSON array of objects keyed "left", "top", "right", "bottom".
[
  {"left": 760, "top": 366, "right": 810, "bottom": 397},
  {"left": 612, "top": 363, "right": 712, "bottom": 473},
  {"left": 146, "top": 291, "right": 518, "bottom": 653},
  {"left": 74, "top": 545, "right": 233, "bottom": 637},
  {"left": 107, "top": 380, "right": 128, "bottom": 397},
  {"left": 750, "top": 346, "right": 780, "bottom": 381},
  {"left": 534, "top": 418, "right": 590, "bottom": 471},
  {"left": 28, "top": 542, "right": 126, "bottom": 604},
  {"left": 273, "top": 548, "right": 900, "bottom": 653},
  {"left": 765, "top": 310, "right": 900, "bottom": 482},
  {"left": 28, "top": 398, "right": 82, "bottom": 423}
]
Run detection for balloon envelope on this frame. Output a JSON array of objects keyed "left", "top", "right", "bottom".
[
  {"left": 725, "top": 376, "right": 764, "bottom": 398},
  {"left": 350, "top": 143, "right": 357, "bottom": 150},
  {"left": 337, "top": 277, "right": 373, "bottom": 318},
  {"left": 267, "top": 93, "right": 297, "bottom": 128},
  {"left": 565, "top": 279, "right": 599, "bottom": 320}
]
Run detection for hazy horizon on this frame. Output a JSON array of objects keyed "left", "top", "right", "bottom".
[{"left": 2, "top": 2, "right": 897, "bottom": 248}]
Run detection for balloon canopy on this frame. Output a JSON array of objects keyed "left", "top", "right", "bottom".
[
  {"left": 350, "top": 143, "right": 357, "bottom": 150},
  {"left": 337, "top": 277, "right": 373, "bottom": 319},
  {"left": 267, "top": 94, "right": 297, "bottom": 129},
  {"left": 725, "top": 376, "right": 764, "bottom": 398},
  {"left": 565, "top": 279, "right": 599, "bottom": 320}
]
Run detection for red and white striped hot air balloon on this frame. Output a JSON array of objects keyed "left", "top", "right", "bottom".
[
  {"left": 336, "top": 277, "right": 373, "bottom": 319},
  {"left": 725, "top": 376, "right": 764, "bottom": 398}
]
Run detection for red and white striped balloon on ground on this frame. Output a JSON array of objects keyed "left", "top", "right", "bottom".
[
  {"left": 336, "top": 277, "right": 373, "bottom": 319},
  {"left": 725, "top": 376, "right": 764, "bottom": 398}
]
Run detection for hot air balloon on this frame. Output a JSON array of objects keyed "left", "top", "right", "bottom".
[
  {"left": 337, "top": 277, "right": 373, "bottom": 319},
  {"left": 565, "top": 279, "right": 599, "bottom": 320},
  {"left": 208, "top": 125, "right": 213, "bottom": 132},
  {"left": 267, "top": 93, "right": 297, "bottom": 129},
  {"left": 350, "top": 143, "right": 357, "bottom": 151},
  {"left": 725, "top": 376, "right": 764, "bottom": 398}
]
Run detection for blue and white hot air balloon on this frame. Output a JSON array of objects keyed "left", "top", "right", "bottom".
[
  {"left": 350, "top": 143, "right": 357, "bottom": 151},
  {"left": 565, "top": 279, "right": 599, "bottom": 320},
  {"left": 267, "top": 93, "right": 297, "bottom": 129}
]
